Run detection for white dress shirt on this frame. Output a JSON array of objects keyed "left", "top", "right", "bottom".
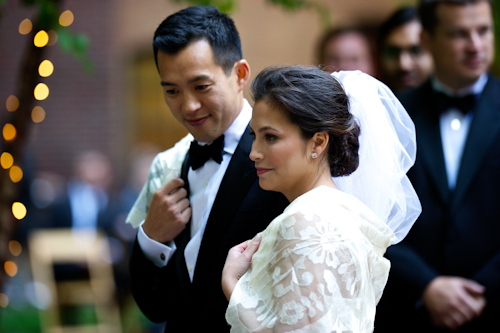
[
  {"left": 432, "top": 74, "right": 488, "bottom": 190},
  {"left": 138, "top": 99, "right": 252, "bottom": 281}
]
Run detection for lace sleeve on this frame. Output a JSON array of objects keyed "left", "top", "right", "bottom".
[{"left": 227, "top": 210, "right": 385, "bottom": 332}]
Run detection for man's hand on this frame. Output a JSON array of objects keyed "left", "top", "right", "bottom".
[
  {"left": 423, "top": 276, "right": 486, "bottom": 330},
  {"left": 222, "top": 234, "right": 261, "bottom": 301},
  {"left": 143, "top": 178, "right": 192, "bottom": 244}
]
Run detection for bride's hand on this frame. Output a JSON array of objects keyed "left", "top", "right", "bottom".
[{"left": 222, "top": 234, "right": 262, "bottom": 301}]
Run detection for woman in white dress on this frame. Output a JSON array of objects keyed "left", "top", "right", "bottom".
[{"left": 222, "top": 66, "right": 421, "bottom": 332}]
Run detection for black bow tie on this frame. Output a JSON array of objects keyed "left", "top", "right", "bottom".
[
  {"left": 189, "top": 135, "right": 224, "bottom": 170},
  {"left": 434, "top": 91, "right": 477, "bottom": 115}
]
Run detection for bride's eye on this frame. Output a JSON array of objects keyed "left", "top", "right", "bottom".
[{"left": 265, "top": 134, "right": 277, "bottom": 142}]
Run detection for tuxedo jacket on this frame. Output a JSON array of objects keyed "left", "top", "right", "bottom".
[
  {"left": 376, "top": 75, "right": 500, "bottom": 332},
  {"left": 129, "top": 126, "right": 289, "bottom": 333}
]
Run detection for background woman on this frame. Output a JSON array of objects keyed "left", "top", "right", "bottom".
[{"left": 222, "top": 66, "right": 421, "bottom": 332}]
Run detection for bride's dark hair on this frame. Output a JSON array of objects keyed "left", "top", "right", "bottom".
[{"left": 251, "top": 65, "right": 360, "bottom": 177}]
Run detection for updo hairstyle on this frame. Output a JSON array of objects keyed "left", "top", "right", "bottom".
[{"left": 251, "top": 65, "right": 360, "bottom": 177}]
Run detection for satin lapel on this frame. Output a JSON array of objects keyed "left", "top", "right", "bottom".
[
  {"left": 414, "top": 82, "right": 450, "bottom": 204},
  {"left": 193, "top": 126, "right": 257, "bottom": 280},
  {"left": 174, "top": 152, "right": 192, "bottom": 290},
  {"left": 451, "top": 75, "right": 500, "bottom": 212}
]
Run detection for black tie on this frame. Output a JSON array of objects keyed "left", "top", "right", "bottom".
[
  {"left": 434, "top": 91, "right": 477, "bottom": 115},
  {"left": 189, "top": 135, "right": 224, "bottom": 170}
]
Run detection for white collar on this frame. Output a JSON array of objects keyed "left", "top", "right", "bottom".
[
  {"left": 432, "top": 73, "right": 488, "bottom": 97},
  {"left": 222, "top": 98, "right": 252, "bottom": 155}
]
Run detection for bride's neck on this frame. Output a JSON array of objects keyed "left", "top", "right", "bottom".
[{"left": 285, "top": 167, "right": 337, "bottom": 202}]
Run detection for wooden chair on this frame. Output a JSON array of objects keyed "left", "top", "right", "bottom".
[{"left": 29, "top": 228, "right": 122, "bottom": 333}]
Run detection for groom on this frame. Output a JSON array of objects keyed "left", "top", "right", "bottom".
[{"left": 127, "top": 6, "right": 288, "bottom": 332}]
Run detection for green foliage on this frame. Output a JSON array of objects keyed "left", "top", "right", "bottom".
[
  {"left": 492, "top": 1, "right": 500, "bottom": 76},
  {"left": 267, "top": 0, "right": 309, "bottom": 11},
  {"left": 57, "top": 27, "right": 93, "bottom": 74},
  {"left": 172, "top": 0, "right": 235, "bottom": 13},
  {"left": 36, "top": 0, "right": 59, "bottom": 29}
]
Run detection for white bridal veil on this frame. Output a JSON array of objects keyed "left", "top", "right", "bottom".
[{"left": 331, "top": 71, "right": 421, "bottom": 244}]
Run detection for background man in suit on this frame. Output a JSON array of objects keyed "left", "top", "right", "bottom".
[
  {"left": 375, "top": 0, "right": 500, "bottom": 332},
  {"left": 127, "top": 6, "right": 288, "bottom": 332},
  {"left": 378, "top": 6, "right": 433, "bottom": 93}
]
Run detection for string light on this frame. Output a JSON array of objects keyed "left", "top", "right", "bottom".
[
  {"left": 1, "top": 153, "right": 14, "bottom": 169},
  {"left": 34, "top": 83, "right": 49, "bottom": 100},
  {"left": 9, "top": 241, "right": 22, "bottom": 257},
  {"left": 38, "top": 60, "right": 54, "bottom": 77},
  {"left": 12, "top": 202, "right": 27, "bottom": 220},
  {"left": 32, "top": 106, "right": 46, "bottom": 123},
  {"left": 0, "top": 294, "right": 8, "bottom": 308},
  {"left": 3, "top": 124, "right": 16, "bottom": 141},
  {"left": 19, "top": 18, "right": 32, "bottom": 35},
  {"left": 6, "top": 95, "right": 19, "bottom": 112},
  {"left": 59, "top": 10, "right": 74, "bottom": 27},
  {"left": 34, "top": 30, "right": 49, "bottom": 47},
  {"left": 10, "top": 166, "right": 23, "bottom": 183},
  {"left": 4, "top": 261, "right": 18, "bottom": 277}
]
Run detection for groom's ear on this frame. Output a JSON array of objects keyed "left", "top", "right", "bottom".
[{"left": 233, "top": 60, "right": 251, "bottom": 92}]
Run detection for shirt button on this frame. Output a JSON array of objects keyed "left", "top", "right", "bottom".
[
  {"left": 160, "top": 253, "right": 165, "bottom": 261},
  {"left": 205, "top": 179, "right": 209, "bottom": 185},
  {"left": 188, "top": 265, "right": 193, "bottom": 271}
]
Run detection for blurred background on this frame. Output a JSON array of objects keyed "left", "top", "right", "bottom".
[{"left": 0, "top": 0, "right": 498, "bottom": 332}]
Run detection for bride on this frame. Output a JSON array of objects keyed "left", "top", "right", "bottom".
[{"left": 221, "top": 66, "right": 421, "bottom": 332}]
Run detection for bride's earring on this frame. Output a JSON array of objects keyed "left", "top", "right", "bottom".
[{"left": 311, "top": 152, "right": 318, "bottom": 159}]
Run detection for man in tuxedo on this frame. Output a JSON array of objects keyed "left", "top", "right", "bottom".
[
  {"left": 127, "top": 6, "right": 288, "bottom": 332},
  {"left": 375, "top": 0, "right": 500, "bottom": 332}
]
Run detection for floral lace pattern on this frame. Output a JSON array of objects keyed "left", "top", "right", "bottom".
[{"left": 226, "top": 186, "right": 396, "bottom": 332}]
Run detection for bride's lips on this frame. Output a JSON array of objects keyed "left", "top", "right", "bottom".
[
  {"left": 187, "top": 116, "right": 209, "bottom": 127},
  {"left": 256, "top": 167, "right": 272, "bottom": 176}
]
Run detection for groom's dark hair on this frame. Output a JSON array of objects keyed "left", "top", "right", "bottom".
[{"left": 153, "top": 5, "right": 243, "bottom": 75}]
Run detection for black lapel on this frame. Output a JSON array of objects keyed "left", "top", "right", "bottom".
[
  {"left": 413, "top": 81, "right": 450, "bottom": 204},
  {"left": 173, "top": 151, "right": 192, "bottom": 290},
  {"left": 193, "top": 126, "right": 257, "bottom": 280},
  {"left": 451, "top": 74, "right": 500, "bottom": 211}
]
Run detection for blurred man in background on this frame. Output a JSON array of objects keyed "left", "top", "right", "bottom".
[
  {"left": 378, "top": 6, "right": 433, "bottom": 93},
  {"left": 317, "top": 27, "right": 377, "bottom": 76}
]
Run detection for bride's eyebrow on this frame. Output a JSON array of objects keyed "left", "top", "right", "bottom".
[{"left": 259, "top": 126, "right": 280, "bottom": 133}]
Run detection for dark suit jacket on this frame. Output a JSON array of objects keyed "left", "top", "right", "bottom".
[
  {"left": 129, "top": 126, "right": 289, "bottom": 333},
  {"left": 375, "top": 75, "right": 500, "bottom": 332}
]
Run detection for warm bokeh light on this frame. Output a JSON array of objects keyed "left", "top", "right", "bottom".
[
  {"left": 1, "top": 152, "right": 14, "bottom": 169},
  {"left": 38, "top": 60, "right": 54, "bottom": 77},
  {"left": 59, "top": 10, "right": 74, "bottom": 27},
  {"left": 9, "top": 241, "right": 22, "bottom": 257},
  {"left": 6, "top": 95, "right": 19, "bottom": 112},
  {"left": 0, "top": 293, "right": 8, "bottom": 308},
  {"left": 19, "top": 18, "right": 32, "bottom": 35},
  {"left": 34, "top": 30, "right": 49, "bottom": 47},
  {"left": 48, "top": 30, "right": 58, "bottom": 46},
  {"left": 12, "top": 202, "right": 27, "bottom": 220},
  {"left": 32, "top": 106, "right": 46, "bottom": 123},
  {"left": 4, "top": 261, "right": 18, "bottom": 277},
  {"left": 34, "top": 83, "right": 49, "bottom": 100},
  {"left": 3, "top": 123, "right": 16, "bottom": 141},
  {"left": 10, "top": 166, "right": 23, "bottom": 183}
]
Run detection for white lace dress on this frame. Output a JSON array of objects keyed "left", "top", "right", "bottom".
[{"left": 226, "top": 186, "right": 397, "bottom": 333}]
